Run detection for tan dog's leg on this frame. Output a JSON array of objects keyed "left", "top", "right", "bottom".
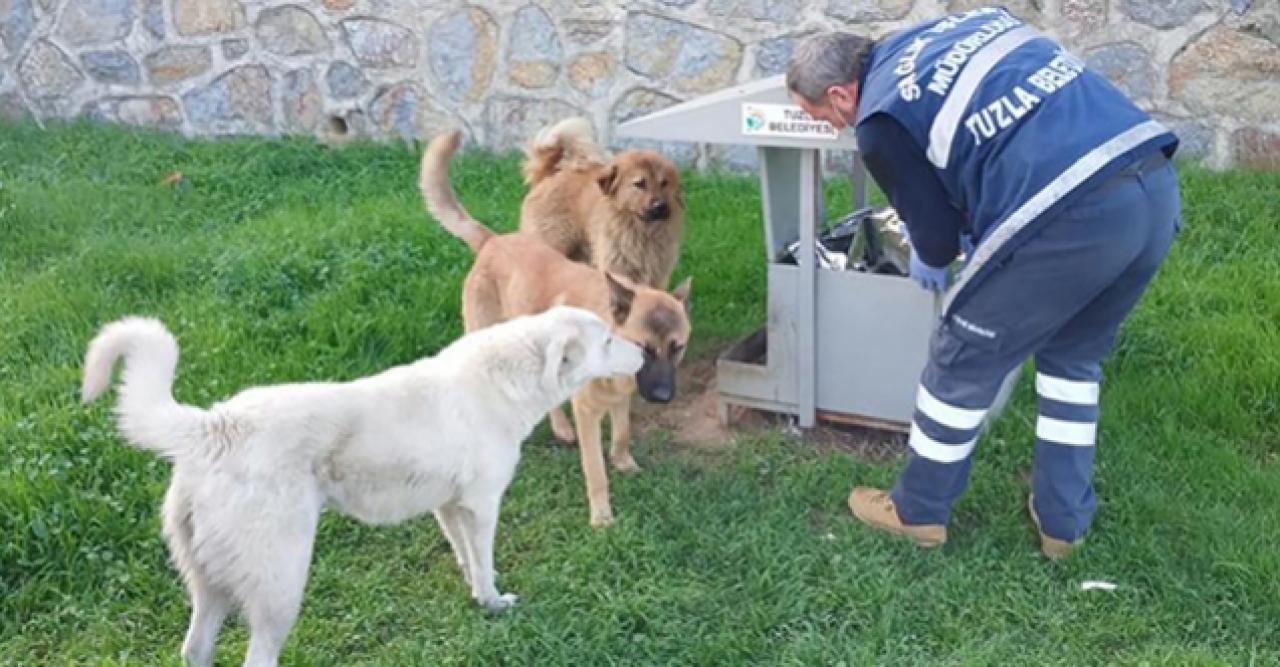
[
  {"left": 548, "top": 405, "right": 577, "bottom": 444},
  {"left": 608, "top": 398, "right": 639, "bottom": 473},
  {"left": 460, "top": 274, "right": 502, "bottom": 333},
  {"left": 571, "top": 393, "right": 613, "bottom": 527}
]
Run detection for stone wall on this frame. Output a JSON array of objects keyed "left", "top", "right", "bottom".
[{"left": 1, "top": 0, "right": 1276, "bottom": 169}]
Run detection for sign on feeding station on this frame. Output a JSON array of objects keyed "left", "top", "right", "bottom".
[{"left": 740, "top": 103, "right": 842, "bottom": 140}]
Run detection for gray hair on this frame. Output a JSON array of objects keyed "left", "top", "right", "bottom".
[{"left": 786, "top": 32, "right": 875, "bottom": 103}]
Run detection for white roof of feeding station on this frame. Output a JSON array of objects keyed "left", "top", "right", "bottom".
[{"left": 614, "top": 74, "right": 859, "bottom": 151}]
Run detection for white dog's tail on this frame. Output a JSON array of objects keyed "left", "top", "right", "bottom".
[
  {"left": 81, "top": 316, "right": 206, "bottom": 457},
  {"left": 419, "top": 129, "right": 495, "bottom": 253},
  {"left": 521, "top": 117, "right": 605, "bottom": 186}
]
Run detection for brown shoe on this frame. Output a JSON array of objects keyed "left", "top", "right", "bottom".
[
  {"left": 848, "top": 487, "right": 946, "bottom": 548},
  {"left": 1027, "top": 494, "right": 1082, "bottom": 560}
]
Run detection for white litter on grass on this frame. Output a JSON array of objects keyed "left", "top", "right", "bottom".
[{"left": 1080, "top": 580, "right": 1118, "bottom": 591}]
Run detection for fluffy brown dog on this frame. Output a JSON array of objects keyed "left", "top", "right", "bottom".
[
  {"left": 518, "top": 117, "right": 686, "bottom": 290},
  {"left": 420, "top": 128, "right": 692, "bottom": 527}
]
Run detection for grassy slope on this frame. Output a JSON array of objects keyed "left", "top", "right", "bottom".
[{"left": 1, "top": 120, "right": 1277, "bottom": 665}]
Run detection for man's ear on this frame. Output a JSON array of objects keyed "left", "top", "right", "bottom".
[
  {"left": 827, "top": 83, "right": 853, "bottom": 104},
  {"left": 605, "top": 272, "right": 635, "bottom": 324},
  {"left": 825, "top": 84, "right": 841, "bottom": 100},
  {"left": 597, "top": 163, "right": 619, "bottom": 196}
]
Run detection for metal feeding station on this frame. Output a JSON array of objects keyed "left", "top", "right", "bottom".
[{"left": 615, "top": 74, "right": 941, "bottom": 432}]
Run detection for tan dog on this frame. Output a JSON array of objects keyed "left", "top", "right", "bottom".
[
  {"left": 518, "top": 117, "right": 686, "bottom": 290},
  {"left": 420, "top": 129, "right": 692, "bottom": 527}
]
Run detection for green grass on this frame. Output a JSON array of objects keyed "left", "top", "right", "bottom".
[{"left": 2, "top": 118, "right": 1278, "bottom": 666}]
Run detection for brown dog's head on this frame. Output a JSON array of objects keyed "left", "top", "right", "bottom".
[
  {"left": 603, "top": 272, "right": 692, "bottom": 404},
  {"left": 596, "top": 150, "right": 685, "bottom": 225}
]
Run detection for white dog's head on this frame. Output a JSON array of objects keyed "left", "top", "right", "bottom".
[
  {"left": 536, "top": 305, "right": 643, "bottom": 395},
  {"left": 463, "top": 306, "right": 643, "bottom": 412}
]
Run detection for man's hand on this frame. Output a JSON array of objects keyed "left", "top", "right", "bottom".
[{"left": 909, "top": 247, "right": 950, "bottom": 292}]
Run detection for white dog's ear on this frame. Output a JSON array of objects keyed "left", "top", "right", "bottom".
[{"left": 542, "top": 327, "right": 585, "bottom": 387}]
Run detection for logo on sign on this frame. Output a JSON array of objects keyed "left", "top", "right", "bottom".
[{"left": 740, "top": 103, "right": 839, "bottom": 140}]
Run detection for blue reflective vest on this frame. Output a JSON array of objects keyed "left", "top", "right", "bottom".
[{"left": 854, "top": 6, "right": 1178, "bottom": 313}]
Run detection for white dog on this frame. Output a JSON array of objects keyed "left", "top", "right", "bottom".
[{"left": 79, "top": 306, "right": 642, "bottom": 667}]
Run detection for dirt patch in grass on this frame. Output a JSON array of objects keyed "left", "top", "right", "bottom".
[
  {"left": 632, "top": 357, "right": 908, "bottom": 462},
  {"left": 632, "top": 358, "right": 731, "bottom": 447}
]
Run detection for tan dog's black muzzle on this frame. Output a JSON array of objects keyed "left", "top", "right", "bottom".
[{"left": 636, "top": 353, "right": 675, "bottom": 403}]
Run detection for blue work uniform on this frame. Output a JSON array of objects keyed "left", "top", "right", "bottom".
[{"left": 852, "top": 6, "right": 1182, "bottom": 541}]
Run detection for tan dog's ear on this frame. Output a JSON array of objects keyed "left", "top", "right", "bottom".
[
  {"left": 604, "top": 272, "right": 635, "bottom": 324},
  {"left": 671, "top": 276, "right": 692, "bottom": 307},
  {"left": 597, "top": 164, "right": 619, "bottom": 196}
]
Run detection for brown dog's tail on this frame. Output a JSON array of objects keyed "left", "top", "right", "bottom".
[
  {"left": 419, "top": 129, "right": 493, "bottom": 253},
  {"left": 521, "top": 117, "right": 605, "bottom": 186}
]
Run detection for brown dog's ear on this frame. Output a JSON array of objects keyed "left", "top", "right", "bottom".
[
  {"left": 666, "top": 169, "right": 685, "bottom": 209},
  {"left": 605, "top": 272, "right": 635, "bottom": 324},
  {"left": 671, "top": 276, "right": 692, "bottom": 307},
  {"left": 597, "top": 164, "right": 619, "bottom": 196}
]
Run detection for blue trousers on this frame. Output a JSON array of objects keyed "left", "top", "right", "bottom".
[{"left": 891, "top": 151, "right": 1182, "bottom": 541}]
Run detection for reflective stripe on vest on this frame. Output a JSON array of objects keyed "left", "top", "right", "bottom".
[
  {"left": 942, "top": 119, "right": 1170, "bottom": 311},
  {"left": 926, "top": 24, "right": 1042, "bottom": 168}
]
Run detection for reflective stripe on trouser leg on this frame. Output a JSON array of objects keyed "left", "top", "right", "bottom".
[
  {"left": 1031, "top": 372, "right": 1100, "bottom": 541},
  {"left": 1028, "top": 158, "right": 1181, "bottom": 542},
  {"left": 890, "top": 363, "right": 1008, "bottom": 527}
]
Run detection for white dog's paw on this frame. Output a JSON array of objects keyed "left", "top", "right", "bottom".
[
  {"left": 589, "top": 509, "right": 614, "bottom": 528},
  {"left": 612, "top": 454, "right": 641, "bottom": 473},
  {"left": 480, "top": 592, "right": 519, "bottom": 612}
]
